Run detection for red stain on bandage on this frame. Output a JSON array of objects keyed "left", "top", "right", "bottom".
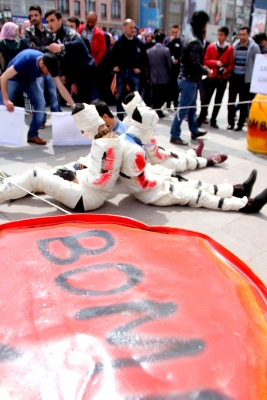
[
  {"left": 136, "top": 172, "right": 157, "bottom": 189},
  {"left": 135, "top": 153, "right": 146, "bottom": 171},
  {"left": 149, "top": 138, "right": 168, "bottom": 160},
  {"left": 93, "top": 147, "right": 115, "bottom": 186}
]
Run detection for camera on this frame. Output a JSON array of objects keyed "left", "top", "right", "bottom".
[{"left": 218, "top": 64, "right": 227, "bottom": 74}]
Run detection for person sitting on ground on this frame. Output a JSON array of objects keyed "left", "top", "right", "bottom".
[
  {"left": 118, "top": 100, "right": 267, "bottom": 213},
  {"left": 0, "top": 104, "right": 123, "bottom": 211}
]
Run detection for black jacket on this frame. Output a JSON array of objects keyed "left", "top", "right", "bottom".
[
  {"left": 179, "top": 28, "right": 207, "bottom": 82},
  {"left": 54, "top": 25, "right": 96, "bottom": 84},
  {"left": 110, "top": 34, "right": 147, "bottom": 72},
  {"left": 25, "top": 25, "right": 54, "bottom": 53}
]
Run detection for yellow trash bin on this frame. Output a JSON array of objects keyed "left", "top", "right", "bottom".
[{"left": 247, "top": 93, "right": 267, "bottom": 154}]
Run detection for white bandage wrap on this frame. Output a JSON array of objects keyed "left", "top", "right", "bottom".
[{"left": 72, "top": 104, "right": 105, "bottom": 140}]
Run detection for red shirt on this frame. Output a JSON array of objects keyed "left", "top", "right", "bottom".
[
  {"left": 78, "top": 25, "right": 106, "bottom": 66},
  {"left": 204, "top": 42, "right": 234, "bottom": 79}
]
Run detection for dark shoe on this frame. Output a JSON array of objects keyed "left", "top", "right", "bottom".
[
  {"left": 227, "top": 125, "right": 234, "bottom": 130},
  {"left": 194, "top": 139, "right": 204, "bottom": 157},
  {"left": 235, "top": 126, "right": 243, "bottom": 131},
  {"left": 203, "top": 117, "right": 209, "bottom": 124},
  {"left": 156, "top": 111, "right": 166, "bottom": 118},
  {"left": 210, "top": 120, "right": 219, "bottom": 129},
  {"left": 40, "top": 122, "right": 46, "bottom": 129},
  {"left": 206, "top": 154, "right": 227, "bottom": 166},
  {"left": 233, "top": 170, "right": 257, "bottom": 198},
  {"left": 27, "top": 136, "right": 47, "bottom": 145},
  {"left": 239, "top": 188, "right": 267, "bottom": 213},
  {"left": 191, "top": 129, "right": 207, "bottom": 140},
  {"left": 170, "top": 138, "right": 188, "bottom": 146}
]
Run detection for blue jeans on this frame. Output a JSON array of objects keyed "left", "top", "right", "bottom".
[
  {"left": 0, "top": 78, "right": 46, "bottom": 138},
  {"left": 116, "top": 70, "right": 140, "bottom": 119},
  {"left": 37, "top": 75, "right": 61, "bottom": 122},
  {"left": 170, "top": 79, "right": 198, "bottom": 139}
]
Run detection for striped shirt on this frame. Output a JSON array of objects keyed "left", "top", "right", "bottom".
[{"left": 234, "top": 44, "right": 248, "bottom": 75}]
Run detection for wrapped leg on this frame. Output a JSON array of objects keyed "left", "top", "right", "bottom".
[
  {"left": 0, "top": 167, "right": 82, "bottom": 209},
  {"left": 177, "top": 178, "right": 234, "bottom": 198}
]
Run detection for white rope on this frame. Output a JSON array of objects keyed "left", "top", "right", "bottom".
[
  {"left": 0, "top": 176, "right": 72, "bottom": 215},
  {"left": 22, "top": 98, "right": 267, "bottom": 115}
]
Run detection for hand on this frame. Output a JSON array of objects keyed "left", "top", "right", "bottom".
[
  {"left": 71, "top": 83, "right": 79, "bottom": 95},
  {"left": 173, "top": 59, "right": 179, "bottom": 65},
  {"left": 207, "top": 69, "right": 213, "bottom": 78},
  {"left": 217, "top": 61, "right": 223, "bottom": 67},
  {"left": 133, "top": 68, "right": 141, "bottom": 74},
  {"left": 60, "top": 76, "right": 66, "bottom": 85},
  {"left": 31, "top": 42, "right": 36, "bottom": 47},
  {"left": 4, "top": 99, "right": 14, "bottom": 112},
  {"left": 113, "top": 66, "right": 120, "bottom": 72},
  {"left": 221, "top": 68, "right": 227, "bottom": 74},
  {"left": 47, "top": 43, "right": 62, "bottom": 53},
  {"left": 77, "top": 162, "right": 84, "bottom": 169},
  {"left": 170, "top": 35, "right": 176, "bottom": 42}
]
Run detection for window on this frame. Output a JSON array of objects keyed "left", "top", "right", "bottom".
[
  {"left": 74, "top": 1, "right": 80, "bottom": 15},
  {"left": 101, "top": 3, "right": 107, "bottom": 18},
  {"left": 58, "top": 0, "right": 69, "bottom": 14},
  {"left": 169, "top": 2, "right": 181, "bottom": 13},
  {"left": 111, "top": 0, "right": 120, "bottom": 19},
  {"left": 85, "top": 0, "right": 95, "bottom": 13}
]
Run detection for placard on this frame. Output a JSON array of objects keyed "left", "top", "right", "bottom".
[
  {"left": 52, "top": 112, "right": 92, "bottom": 146},
  {"left": 0, "top": 106, "right": 25, "bottom": 146},
  {"left": 250, "top": 54, "right": 267, "bottom": 94}
]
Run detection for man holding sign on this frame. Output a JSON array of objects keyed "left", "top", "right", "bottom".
[{"left": 0, "top": 49, "right": 75, "bottom": 145}]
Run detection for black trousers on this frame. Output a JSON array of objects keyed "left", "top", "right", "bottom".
[
  {"left": 198, "top": 78, "right": 228, "bottom": 123},
  {"left": 152, "top": 83, "right": 169, "bottom": 115},
  {"left": 166, "top": 75, "right": 179, "bottom": 108},
  {"left": 228, "top": 74, "right": 250, "bottom": 128}
]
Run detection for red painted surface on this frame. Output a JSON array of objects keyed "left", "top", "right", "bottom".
[
  {"left": 0, "top": 214, "right": 266, "bottom": 399},
  {"left": 93, "top": 147, "right": 114, "bottom": 186},
  {"left": 135, "top": 153, "right": 147, "bottom": 171}
]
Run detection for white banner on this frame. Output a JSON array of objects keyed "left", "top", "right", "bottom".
[
  {"left": 0, "top": 106, "right": 25, "bottom": 146},
  {"left": 52, "top": 112, "right": 92, "bottom": 146},
  {"left": 251, "top": 9, "right": 267, "bottom": 36},
  {"left": 250, "top": 54, "right": 267, "bottom": 95}
]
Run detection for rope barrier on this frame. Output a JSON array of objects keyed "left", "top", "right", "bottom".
[
  {"left": 20, "top": 98, "right": 266, "bottom": 115},
  {"left": 0, "top": 176, "right": 72, "bottom": 215}
]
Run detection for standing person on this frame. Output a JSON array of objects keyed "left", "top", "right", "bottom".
[
  {"left": 227, "top": 26, "right": 260, "bottom": 131},
  {"left": 0, "top": 49, "right": 75, "bottom": 144},
  {"left": 147, "top": 32, "right": 172, "bottom": 118},
  {"left": 165, "top": 24, "right": 183, "bottom": 110},
  {"left": 67, "top": 16, "right": 80, "bottom": 32},
  {"left": 26, "top": 5, "right": 61, "bottom": 129},
  {"left": 45, "top": 9, "right": 97, "bottom": 104},
  {"left": 0, "top": 22, "right": 23, "bottom": 75},
  {"left": 197, "top": 26, "right": 234, "bottom": 129},
  {"left": 110, "top": 19, "right": 147, "bottom": 119},
  {"left": 170, "top": 11, "right": 212, "bottom": 146},
  {"left": 78, "top": 12, "right": 106, "bottom": 67}
]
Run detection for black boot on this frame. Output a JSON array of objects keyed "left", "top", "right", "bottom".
[
  {"left": 233, "top": 169, "right": 257, "bottom": 198},
  {"left": 239, "top": 188, "right": 267, "bottom": 213}
]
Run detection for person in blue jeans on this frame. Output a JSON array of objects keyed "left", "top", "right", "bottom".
[
  {"left": 110, "top": 19, "right": 147, "bottom": 120},
  {"left": 170, "top": 11, "right": 212, "bottom": 146},
  {"left": 0, "top": 49, "right": 75, "bottom": 145}
]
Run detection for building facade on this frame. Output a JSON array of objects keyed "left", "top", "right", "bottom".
[{"left": 0, "top": 0, "right": 126, "bottom": 34}]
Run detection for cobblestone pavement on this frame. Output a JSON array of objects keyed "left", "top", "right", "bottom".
[{"left": 0, "top": 98, "right": 267, "bottom": 283}]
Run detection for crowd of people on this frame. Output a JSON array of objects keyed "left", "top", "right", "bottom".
[{"left": 0, "top": 5, "right": 266, "bottom": 147}]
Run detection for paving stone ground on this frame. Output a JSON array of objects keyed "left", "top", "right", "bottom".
[{"left": 0, "top": 94, "right": 267, "bottom": 283}]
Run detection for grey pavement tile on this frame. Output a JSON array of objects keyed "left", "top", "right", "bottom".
[
  {"left": 249, "top": 251, "right": 267, "bottom": 284},
  {"left": 210, "top": 230, "right": 262, "bottom": 264}
]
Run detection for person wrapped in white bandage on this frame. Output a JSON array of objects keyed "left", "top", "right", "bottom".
[
  {"left": 119, "top": 102, "right": 267, "bottom": 213},
  {"left": 122, "top": 91, "right": 227, "bottom": 172},
  {"left": 0, "top": 104, "right": 122, "bottom": 211}
]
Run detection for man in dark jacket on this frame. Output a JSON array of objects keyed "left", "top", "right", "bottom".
[
  {"left": 45, "top": 9, "right": 96, "bottom": 103},
  {"left": 165, "top": 24, "right": 183, "bottom": 109},
  {"left": 170, "top": 11, "right": 212, "bottom": 145},
  {"left": 147, "top": 33, "right": 172, "bottom": 118},
  {"left": 110, "top": 19, "right": 147, "bottom": 119},
  {"left": 26, "top": 5, "right": 61, "bottom": 128}
]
